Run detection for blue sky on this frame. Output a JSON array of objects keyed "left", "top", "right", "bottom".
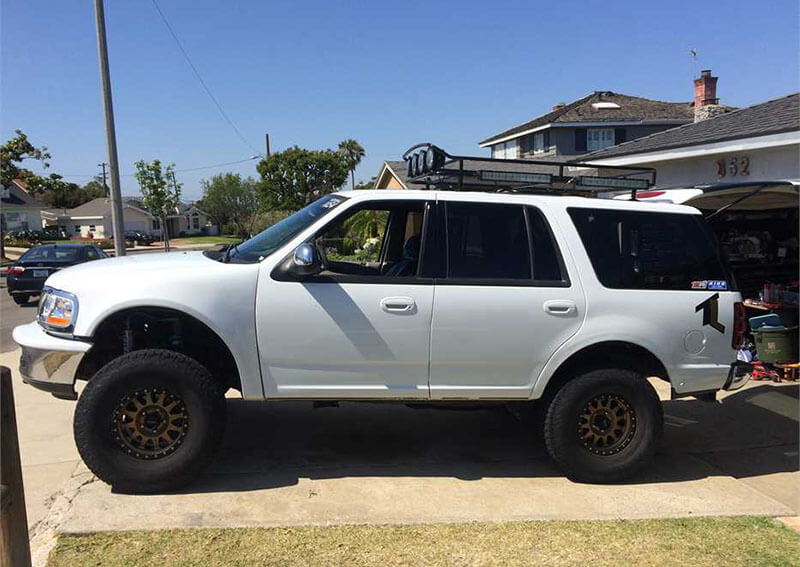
[{"left": 2, "top": 0, "right": 798, "bottom": 200}]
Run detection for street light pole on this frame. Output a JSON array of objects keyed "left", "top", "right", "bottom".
[{"left": 94, "top": 0, "right": 126, "bottom": 256}]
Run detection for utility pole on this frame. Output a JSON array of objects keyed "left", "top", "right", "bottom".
[
  {"left": 98, "top": 162, "right": 109, "bottom": 196},
  {"left": 94, "top": 0, "right": 126, "bottom": 256},
  {"left": 265, "top": 133, "right": 271, "bottom": 158}
]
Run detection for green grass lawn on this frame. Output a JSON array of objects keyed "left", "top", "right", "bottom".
[
  {"left": 48, "top": 517, "right": 799, "bottom": 567},
  {"left": 169, "top": 235, "right": 241, "bottom": 246}
]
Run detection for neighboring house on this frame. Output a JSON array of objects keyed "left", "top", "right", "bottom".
[
  {"left": 579, "top": 91, "right": 800, "bottom": 188},
  {"left": 1, "top": 179, "right": 45, "bottom": 232},
  {"left": 479, "top": 91, "right": 695, "bottom": 161},
  {"left": 374, "top": 161, "right": 411, "bottom": 189},
  {"left": 44, "top": 197, "right": 216, "bottom": 239}
]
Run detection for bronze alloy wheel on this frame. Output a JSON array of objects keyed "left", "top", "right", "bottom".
[
  {"left": 113, "top": 388, "right": 189, "bottom": 459},
  {"left": 577, "top": 393, "right": 636, "bottom": 456}
]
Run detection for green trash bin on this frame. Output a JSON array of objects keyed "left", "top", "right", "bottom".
[{"left": 754, "top": 326, "right": 799, "bottom": 364}]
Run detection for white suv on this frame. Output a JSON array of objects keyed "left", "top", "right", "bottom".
[{"left": 13, "top": 189, "right": 746, "bottom": 492}]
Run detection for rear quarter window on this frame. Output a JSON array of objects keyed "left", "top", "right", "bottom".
[{"left": 568, "top": 208, "right": 730, "bottom": 291}]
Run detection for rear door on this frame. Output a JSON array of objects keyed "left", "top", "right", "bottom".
[{"left": 428, "top": 198, "right": 585, "bottom": 399}]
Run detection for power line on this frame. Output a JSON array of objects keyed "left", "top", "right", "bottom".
[
  {"left": 58, "top": 156, "right": 261, "bottom": 180},
  {"left": 149, "top": 0, "right": 258, "bottom": 154}
]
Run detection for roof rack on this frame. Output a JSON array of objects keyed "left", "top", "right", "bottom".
[{"left": 402, "top": 143, "right": 657, "bottom": 200}]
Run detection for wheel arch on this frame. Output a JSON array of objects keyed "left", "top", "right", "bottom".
[
  {"left": 534, "top": 340, "right": 669, "bottom": 403},
  {"left": 76, "top": 305, "right": 242, "bottom": 392}
]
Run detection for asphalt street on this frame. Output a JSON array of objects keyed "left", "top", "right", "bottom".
[{"left": 0, "top": 280, "right": 39, "bottom": 353}]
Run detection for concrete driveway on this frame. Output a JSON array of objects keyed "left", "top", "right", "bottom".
[{"left": 3, "top": 339, "right": 797, "bottom": 535}]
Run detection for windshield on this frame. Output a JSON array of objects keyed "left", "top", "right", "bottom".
[{"left": 228, "top": 194, "right": 347, "bottom": 263}]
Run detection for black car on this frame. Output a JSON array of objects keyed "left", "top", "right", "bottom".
[
  {"left": 5, "top": 243, "right": 107, "bottom": 305},
  {"left": 110, "top": 230, "right": 153, "bottom": 246}
]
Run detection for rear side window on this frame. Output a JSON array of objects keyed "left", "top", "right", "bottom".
[
  {"left": 568, "top": 208, "right": 728, "bottom": 291},
  {"left": 445, "top": 202, "right": 531, "bottom": 280}
]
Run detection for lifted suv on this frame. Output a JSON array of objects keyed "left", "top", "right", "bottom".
[{"left": 13, "top": 161, "right": 745, "bottom": 491}]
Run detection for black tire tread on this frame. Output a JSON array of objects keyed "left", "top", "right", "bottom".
[
  {"left": 74, "top": 349, "right": 226, "bottom": 493},
  {"left": 543, "top": 369, "right": 663, "bottom": 483}
]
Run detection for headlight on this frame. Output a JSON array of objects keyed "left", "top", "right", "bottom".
[{"left": 38, "top": 288, "right": 78, "bottom": 332}]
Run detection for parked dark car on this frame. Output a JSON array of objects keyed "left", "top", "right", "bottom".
[
  {"left": 5, "top": 243, "right": 107, "bottom": 305},
  {"left": 110, "top": 230, "right": 153, "bottom": 246}
]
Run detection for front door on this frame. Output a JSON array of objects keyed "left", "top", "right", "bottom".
[
  {"left": 256, "top": 198, "right": 435, "bottom": 399},
  {"left": 428, "top": 199, "right": 585, "bottom": 399}
]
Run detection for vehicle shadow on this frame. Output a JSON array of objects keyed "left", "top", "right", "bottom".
[{"left": 180, "top": 383, "right": 798, "bottom": 494}]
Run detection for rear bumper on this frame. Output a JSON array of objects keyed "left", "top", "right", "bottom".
[
  {"left": 7, "top": 277, "right": 45, "bottom": 294},
  {"left": 12, "top": 322, "right": 91, "bottom": 400},
  {"left": 723, "top": 361, "right": 751, "bottom": 391}
]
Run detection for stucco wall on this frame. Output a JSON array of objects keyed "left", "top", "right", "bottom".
[{"left": 629, "top": 145, "right": 799, "bottom": 187}]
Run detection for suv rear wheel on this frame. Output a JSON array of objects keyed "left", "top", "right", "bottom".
[
  {"left": 74, "top": 349, "right": 226, "bottom": 493},
  {"left": 543, "top": 369, "right": 662, "bottom": 483}
]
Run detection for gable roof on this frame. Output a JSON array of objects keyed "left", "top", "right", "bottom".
[
  {"left": 580, "top": 93, "right": 800, "bottom": 161},
  {"left": 479, "top": 92, "right": 694, "bottom": 147},
  {"left": 375, "top": 160, "right": 410, "bottom": 189},
  {"left": 1, "top": 179, "right": 46, "bottom": 208},
  {"left": 66, "top": 197, "right": 153, "bottom": 217}
]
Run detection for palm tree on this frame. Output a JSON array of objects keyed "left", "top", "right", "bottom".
[{"left": 338, "top": 139, "right": 365, "bottom": 190}]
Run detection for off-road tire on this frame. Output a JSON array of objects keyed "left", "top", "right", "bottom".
[
  {"left": 543, "top": 369, "right": 662, "bottom": 483},
  {"left": 74, "top": 349, "right": 226, "bottom": 493},
  {"left": 13, "top": 294, "right": 30, "bottom": 305}
]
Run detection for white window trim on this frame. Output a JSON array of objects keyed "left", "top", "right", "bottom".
[{"left": 587, "top": 128, "right": 615, "bottom": 151}]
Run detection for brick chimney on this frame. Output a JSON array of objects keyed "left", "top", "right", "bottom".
[
  {"left": 694, "top": 70, "right": 718, "bottom": 107},
  {"left": 552, "top": 103, "right": 566, "bottom": 111},
  {"left": 693, "top": 69, "right": 727, "bottom": 121}
]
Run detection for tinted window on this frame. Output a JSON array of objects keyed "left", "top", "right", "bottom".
[
  {"left": 445, "top": 203, "right": 531, "bottom": 280},
  {"left": 528, "top": 207, "right": 566, "bottom": 283},
  {"left": 21, "top": 246, "right": 81, "bottom": 262},
  {"left": 569, "top": 208, "right": 728, "bottom": 290}
]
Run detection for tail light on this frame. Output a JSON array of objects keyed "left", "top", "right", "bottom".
[
  {"left": 6, "top": 266, "right": 25, "bottom": 275},
  {"left": 732, "top": 301, "right": 746, "bottom": 349}
]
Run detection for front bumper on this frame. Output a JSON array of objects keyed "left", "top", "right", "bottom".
[{"left": 12, "top": 321, "right": 91, "bottom": 400}]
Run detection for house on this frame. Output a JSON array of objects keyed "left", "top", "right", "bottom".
[
  {"left": 374, "top": 161, "right": 411, "bottom": 189},
  {"left": 478, "top": 91, "right": 695, "bottom": 161},
  {"left": 44, "top": 197, "right": 216, "bottom": 239},
  {"left": 1, "top": 179, "right": 45, "bottom": 231},
  {"left": 579, "top": 89, "right": 799, "bottom": 187}
]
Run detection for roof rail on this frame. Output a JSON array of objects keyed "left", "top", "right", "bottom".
[{"left": 402, "top": 143, "right": 656, "bottom": 200}]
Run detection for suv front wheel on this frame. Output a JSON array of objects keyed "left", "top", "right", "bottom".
[
  {"left": 74, "top": 349, "right": 226, "bottom": 493},
  {"left": 543, "top": 369, "right": 663, "bottom": 483}
]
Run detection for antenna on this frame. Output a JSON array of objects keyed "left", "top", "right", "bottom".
[{"left": 689, "top": 48, "right": 698, "bottom": 78}]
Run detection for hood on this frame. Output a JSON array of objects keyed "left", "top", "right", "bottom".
[{"left": 45, "top": 251, "right": 243, "bottom": 295}]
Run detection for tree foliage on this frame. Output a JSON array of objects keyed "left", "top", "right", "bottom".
[
  {"left": 134, "top": 160, "right": 181, "bottom": 248},
  {"left": 338, "top": 139, "right": 365, "bottom": 190},
  {"left": 256, "top": 146, "right": 348, "bottom": 211},
  {"left": 40, "top": 179, "right": 107, "bottom": 209},
  {"left": 199, "top": 172, "right": 260, "bottom": 237},
  {"left": 0, "top": 129, "right": 75, "bottom": 197}
]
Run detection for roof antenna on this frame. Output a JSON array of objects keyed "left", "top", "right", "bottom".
[{"left": 689, "top": 48, "right": 698, "bottom": 79}]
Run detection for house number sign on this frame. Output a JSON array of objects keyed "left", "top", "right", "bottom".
[{"left": 716, "top": 156, "right": 750, "bottom": 178}]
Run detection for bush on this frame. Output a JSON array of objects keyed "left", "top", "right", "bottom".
[{"left": 97, "top": 240, "right": 114, "bottom": 249}]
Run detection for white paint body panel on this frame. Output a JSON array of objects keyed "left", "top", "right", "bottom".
[{"left": 14, "top": 189, "right": 739, "bottom": 401}]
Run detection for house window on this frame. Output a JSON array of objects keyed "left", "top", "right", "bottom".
[
  {"left": 532, "top": 132, "right": 545, "bottom": 153},
  {"left": 587, "top": 128, "right": 615, "bottom": 151},
  {"left": 152, "top": 219, "right": 161, "bottom": 230},
  {"left": 192, "top": 214, "right": 200, "bottom": 230},
  {"left": 74, "top": 225, "right": 81, "bottom": 234},
  {"left": 492, "top": 140, "right": 519, "bottom": 159}
]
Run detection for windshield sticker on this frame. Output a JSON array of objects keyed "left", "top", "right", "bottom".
[
  {"left": 691, "top": 280, "right": 708, "bottom": 290},
  {"left": 322, "top": 198, "right": 343, "bottom": 209},
  {"left": 707, "top": 280, "right": 728, "bottom": 291}
]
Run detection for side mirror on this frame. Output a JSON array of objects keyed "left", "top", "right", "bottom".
[{"left": 291, "top": 243, "right": 322, "bottom": 276}]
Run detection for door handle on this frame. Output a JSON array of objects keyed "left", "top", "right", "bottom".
[
  {"left": 381, "top": 296, "right": 416, "bottom": 313},
  {"left": 543, "top": 300, "right": 577, "bottom": 316}
]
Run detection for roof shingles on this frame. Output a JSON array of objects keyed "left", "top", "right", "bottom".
[
  {"left": 580, "top": 93, "right": 800, "bottom": 161},
  {"left": 480, "top": 92, "right": 693, "bottom": 146}
]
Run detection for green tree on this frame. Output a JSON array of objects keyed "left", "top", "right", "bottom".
[
  {"left": 0, "top": 130, "right": 75, "bottom": 257},
  {"left": 83, "top": 179, "right": 107, "bottom": 199},
  {"left": 134, "top": 160, "right": 181, "bottom": 251},
  {"left": 256, "top": 146, "right": 348, "bottom": 210},
  {"left": 338, "top": 139, "right": 365, "bottom": 190},
  {"left": 200, "top": 172, "right": 260, "bottom": 237}
]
